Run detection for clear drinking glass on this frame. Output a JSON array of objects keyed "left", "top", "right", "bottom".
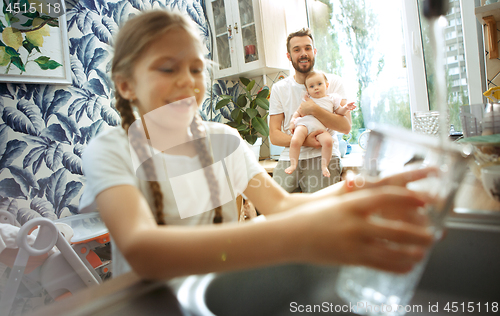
[{"left": 335, "top": 125, "right": 470, "bottom": 316}]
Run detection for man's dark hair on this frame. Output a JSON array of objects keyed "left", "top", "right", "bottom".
[{"left": 286, "top": 28, "right": 314, "bottom": 54}]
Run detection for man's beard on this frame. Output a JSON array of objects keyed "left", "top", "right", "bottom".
[{"left": 291, "top": 56, "right": 315, "bottom": 74}]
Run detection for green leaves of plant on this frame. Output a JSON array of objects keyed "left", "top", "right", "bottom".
[
  {"left": 231, "top": 108, "right": 243, "bottom": 123},
  {"left": 236, "top": 94, "right": 247, "bottom": 107},
  {"left": 245, "top": 134, "right": 258, "bottom": 145},
  {"left": 215, "top": 97, "right": 231, "bottom": 110},
  {"left": 255, "top": 97, "right": 269, "bottom": 110},
  {"left": 217, "top": 77, "right": 270, "bottom": 142},
  {"left": 240, "top": 77, "right": 250, "bottom": 86},
  {"left": 246, "top": 108, "right": 258, "bottom": 119},
  {"left": 251, "top": 117, "right": 269, "bottom": 137},
  {"left": 257, "top": 88, "right": 269, "bottom": 99},
  {"left": 246, "top": 80, "right": 255, "bottom": 92}
]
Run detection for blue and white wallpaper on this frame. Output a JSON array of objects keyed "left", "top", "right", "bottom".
[
  {"left": 0, "top": 0, "right": 216, "bottom": 226},
  {"left": 0, "top": 1, "right": 224, "bottom": 314}
]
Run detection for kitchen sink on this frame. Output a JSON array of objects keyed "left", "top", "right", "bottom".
[{"left": 176, "top": 210, "right": 500, "bottom": 316}]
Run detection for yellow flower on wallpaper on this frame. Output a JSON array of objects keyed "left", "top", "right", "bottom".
[
  {"left": 2, "top": 27, "right": 23, "bottom": 50},
  {"left": 26, "top": 18, "right": 50, "bottom": 47}
]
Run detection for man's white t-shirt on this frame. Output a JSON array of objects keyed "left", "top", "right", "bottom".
[
  {"left": 269, "top": 74, "right": 347, "bottom": 160},
  {"left": 79, "top": 122, "right": 265, "bottom": 277}
]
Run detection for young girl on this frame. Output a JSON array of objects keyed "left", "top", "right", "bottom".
[
  {"left": 287, "top": 71, "right": 356, "bottom": 177},
  {"left": 79, "top": 10, "right": 433, "bottom": 281}
]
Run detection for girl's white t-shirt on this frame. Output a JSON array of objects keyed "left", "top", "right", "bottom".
[{"left": 79, "top": 121, "right": 265, "bottom": 277}]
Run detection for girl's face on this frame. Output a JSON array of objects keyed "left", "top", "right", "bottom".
[
  {"left": 117, "top": 27, "right": 206, "bottom": 130},
  {"left": 305, "top": 73, "right": 329, "bottom": 98}
]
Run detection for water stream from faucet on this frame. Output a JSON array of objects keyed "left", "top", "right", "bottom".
[
  {"left": 428, "top": 16, "right": 449, "bottom": 146},
  {"left": 424, "top": 0, "right": 450, "bottom": 146}
]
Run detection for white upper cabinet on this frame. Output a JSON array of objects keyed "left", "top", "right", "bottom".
[{"left": 206, "top": 0, "right": 291, "bottom": 80}]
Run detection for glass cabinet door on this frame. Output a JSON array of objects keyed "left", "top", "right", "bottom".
[
  {"left": 212, "top": 0, "right": 232, "bottom": 70},
  {"left": 238, "top": 0, "right": 259, "bottom": 64}
]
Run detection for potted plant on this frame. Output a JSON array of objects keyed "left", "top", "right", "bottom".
[{"left": 215, "top": 77, "right": 270, "bottom": 147}]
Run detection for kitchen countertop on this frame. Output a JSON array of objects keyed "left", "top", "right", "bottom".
[
  {"left": 259, "top": 151, "right": 363, "bottom": 175},
  {"left": 455, "top": 171, "right": 500, "bottom": 212}
]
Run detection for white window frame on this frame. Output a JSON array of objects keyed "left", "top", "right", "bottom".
[
  {"left": 401, "top": 0, "right": 429, "bottom": 117},
  {"left": 402, "top": 0, "right": 485, "bottom": 128}
]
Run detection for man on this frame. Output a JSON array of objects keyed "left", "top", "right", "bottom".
[{"left": 269, "top": 28, "right": 351, "bottom": 193}]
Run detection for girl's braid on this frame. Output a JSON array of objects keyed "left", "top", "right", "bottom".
[
  {"left": 116, "top": 95, "right": 166, "bottom": 225},
  {"left": 190, "top": 113, "right": 223, "bottom": 224}
]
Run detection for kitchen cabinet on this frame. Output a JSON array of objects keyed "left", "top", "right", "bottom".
[
  {"left": 475, "top": 2, "right": 500, "bottom": 59},
  {"left": 475, "top": 2, "right": 500, "bottom": 88},
  {"left": 205, "top": 0, "right": 291, "bottom": 80}
]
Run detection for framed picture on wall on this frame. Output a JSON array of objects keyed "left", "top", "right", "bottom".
[{"left": 0, "top": 0, "right": 71, "bottom": 84}]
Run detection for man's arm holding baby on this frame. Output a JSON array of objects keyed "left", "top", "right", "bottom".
[
  {"left": 298, "top": 95, "right": 351, "bottom": 134},
  {"left": 289, "top": 110, "right": 302, "bottom": 133}
]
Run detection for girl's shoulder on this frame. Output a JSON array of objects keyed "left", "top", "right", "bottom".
[
  {"left": 83, "top": 127, "right": 130, "bottom": 160},
  {"left": 89, "top": 126, "right": 127, "bottom": 143}
]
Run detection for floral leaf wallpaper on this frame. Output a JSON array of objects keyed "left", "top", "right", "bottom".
[
  {"left": 0, "top": 0, "right": 235, "bottom": 314},
  {"left": 0, "top": 0, "right": 216, "bottom": 221}
]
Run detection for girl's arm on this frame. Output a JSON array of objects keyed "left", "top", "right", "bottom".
[
  {"left": 243, "top": 167, "right": 438, "bottom": 215},
  {"left": 96, "top": 183, "right": 432, "bottom": 280}
]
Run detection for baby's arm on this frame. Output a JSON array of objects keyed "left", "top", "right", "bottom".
[{"left": 335, "top": 101, "right": 356, "bottom": 116}]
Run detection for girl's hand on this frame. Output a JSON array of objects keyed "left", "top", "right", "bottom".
[
  {"left": 294, "top": 186, "right": 433, "bottom": 273},
  {"left": 343, "top": 167, "right": 438, "bottom": 193}
]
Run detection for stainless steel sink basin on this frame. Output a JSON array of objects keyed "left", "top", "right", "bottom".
[{"left": 176, "top": 210, "right": 500, "bottom": 316}]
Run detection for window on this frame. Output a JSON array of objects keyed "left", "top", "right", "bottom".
[
  {"left": 406, "top": 0, "right": 483, "bottom": 131},
  {"left": 307, "top": 0, "right": 483, "bottom": 140},
  {"left": 307, "top": 0, "right": 412, "bottom": 142}
]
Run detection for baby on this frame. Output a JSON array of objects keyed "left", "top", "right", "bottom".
[{"left": 286, "top": 71, "right": 356, "bottom": 177}]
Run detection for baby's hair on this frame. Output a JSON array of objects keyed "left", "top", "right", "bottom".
[
  {"left": 112, "top": 10, "right": 222, "bottom": 224},
  {"left": 304, "top": 70, "right": 328, "bottom": 89}
]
